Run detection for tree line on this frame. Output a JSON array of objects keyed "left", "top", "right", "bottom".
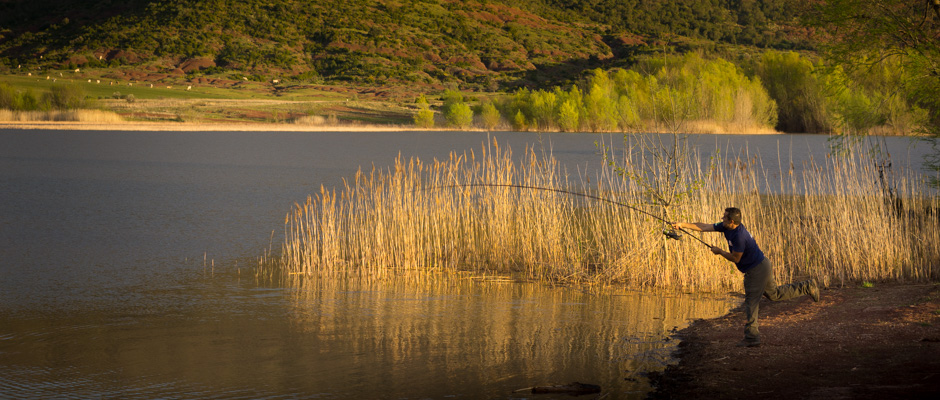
[{"left": 417, "top": 51, "right": 929, "bottom": 136}]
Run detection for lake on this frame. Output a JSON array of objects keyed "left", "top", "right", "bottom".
[{"left": 0, "top": 129, "right": 930, "bottom": 398}]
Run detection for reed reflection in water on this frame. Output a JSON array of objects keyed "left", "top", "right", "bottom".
[
  {"left": 283, "top": 275, "right": 736, "bottom": 398},
  {"left": 0, "top": 272, "right": 734, "bottom": 399}
]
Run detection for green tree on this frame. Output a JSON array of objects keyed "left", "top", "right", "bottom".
[
  {"left": 414, "top": 108, "right": 435, "bottom": 128},
  {"left": 445, "top": 102, "right": 473, "bottom": 129},
  {"left": 617, "top": 95, "right": 641, "bottom": 131},
  {"left": 512, "top": 110, "right": 528, "bottom": 131},
  {"left": 753, "top": 51, "right": 833, "bottom": 133},
  {"left": 584, "top": 69, "right": 618, "bottom": 132},
  {"left": 480, "top": 101, "right": 500, "bottom": 130},
  {"left": 557, "top": 99, "right": 580, "bottom": 132},
  {"left": 807, "top": 0, "right": 940, "bottom": 183},
  {"left": 414, "top": 94, "right": 435, "bottom": 128}
]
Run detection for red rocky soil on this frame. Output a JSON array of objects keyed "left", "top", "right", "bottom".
[{"left": 649, "top": 283, "right": 940, "bottom": 399}]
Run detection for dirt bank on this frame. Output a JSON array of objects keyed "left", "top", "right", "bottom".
[{"left": 649, "top": 283, "right": 940, "bottom": 399}]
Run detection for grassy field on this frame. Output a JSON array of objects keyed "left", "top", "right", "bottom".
[{"left": 1, "top": 72, "right": 420, "bottom": 124}]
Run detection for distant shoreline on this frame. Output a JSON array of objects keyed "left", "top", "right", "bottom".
[
  {"left": 0, "top": 121, "right": 427, "bottom": 132},
  {"left": 0, "top": 121, "right": 786, "bottom": 134}
]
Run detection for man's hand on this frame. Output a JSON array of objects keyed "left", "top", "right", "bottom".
[{"left": 710, "top": 246, "right": 724, "bottom": 255}]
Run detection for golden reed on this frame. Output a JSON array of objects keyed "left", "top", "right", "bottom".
[{"left": 261, "top": 139, "right": 939, "bottom": 292}]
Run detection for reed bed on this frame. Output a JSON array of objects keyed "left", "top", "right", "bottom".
[
  {"left": 263, "top": 139, "right": 940, "bottom": 292},
  {"left": 0, "top": 109, "right": 124, "bottom": 122}
]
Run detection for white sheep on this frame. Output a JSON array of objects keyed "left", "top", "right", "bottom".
[{"left": 187, "top": 85, "right": 192, "bottom": 90}]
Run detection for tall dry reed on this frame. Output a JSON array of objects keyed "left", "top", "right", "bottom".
[{"left": 264, "top": 139, "right": 939, "bottom": 292}]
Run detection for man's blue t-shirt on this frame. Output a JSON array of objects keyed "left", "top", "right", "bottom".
[{"left": 713, "top": 222, "right": 765, "bottom": 272}]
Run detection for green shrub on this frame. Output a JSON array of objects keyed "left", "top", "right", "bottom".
[
  {"left": 45, "top": 84, "right": 87, "bottom": 109},
  {"left": 0, "top": 84, "right": 45, "bottom": 111},
  {"left": 16, "top": 89, "right": 42, "bottom": 111},
  {"left": 414, "top": 95, "right": 435, "bottom": 128},
  {"left": 445, "top": 102, "right": 473, "bottom": 129},
  {"left": 480, "top": 101, "right": 500, "bottom": 130},
  {"left": 0, "top": 83, "right": 14, "bottom": 109},
  {"left": 414, "top": 108, "right": 435, "bottom": 128}
]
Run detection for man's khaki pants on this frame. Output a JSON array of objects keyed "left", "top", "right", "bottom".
[{"left": 743, "top": 258, "right": 813, "bottom": 341}]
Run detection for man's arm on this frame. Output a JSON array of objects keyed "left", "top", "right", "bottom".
[
  {"left": 673, "top": 222, "right": 716, "bottom": 232},
  {"left": 710, "top": 247, "right": 744, "bottom": 263}
]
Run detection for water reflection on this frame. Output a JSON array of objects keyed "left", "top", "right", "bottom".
[{"left": 0, "top": 272, "right": 735, "bottom": 399}]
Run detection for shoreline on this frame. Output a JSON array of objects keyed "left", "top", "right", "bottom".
[
  {"left": 0, "top": 120, "right": 789, "bottom": 134},
  {"left": 0, "top": 121, "right": 426, "bottom": 132},
  {"left": 648, "top": 282, "right": 940, "bottom": 399}
]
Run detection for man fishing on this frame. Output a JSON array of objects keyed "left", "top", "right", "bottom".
[{"left": 672, "top": 207, "right": 820, "bottom": 348}]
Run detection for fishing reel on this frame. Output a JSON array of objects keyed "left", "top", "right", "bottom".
[{"left": 662, "top": 229, "right": 682, "bottom": 240}]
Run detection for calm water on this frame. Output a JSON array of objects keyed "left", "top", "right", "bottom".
[{"left": 0, "top": 129, "right": 930, "bottom": 398}]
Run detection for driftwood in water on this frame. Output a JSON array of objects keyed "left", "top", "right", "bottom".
[{"left": 518, "top": 381, "right": 601, "bottom": 395}]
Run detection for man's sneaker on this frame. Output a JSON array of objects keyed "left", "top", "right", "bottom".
[
  {"left": 808, "top": 278, "right": 820, "bottom": 302},
  {"left": 737, "top": 338, "right": 761, "bottom": 348}
]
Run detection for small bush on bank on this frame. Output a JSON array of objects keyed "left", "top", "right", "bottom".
[{"left": 1, "top": 82, "right": 89, "bottom": 111}]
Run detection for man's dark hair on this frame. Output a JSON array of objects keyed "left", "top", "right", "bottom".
[{"left": 724, "top": 207, "right": 742, "bottom": 224}]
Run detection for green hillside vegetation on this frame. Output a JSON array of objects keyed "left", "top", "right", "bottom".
[
  {"left": 0, "top": 0, "right": 936, "bottom": 136},
  {"left": 0, "top": 0, "right": 809, "bottom": 91}
]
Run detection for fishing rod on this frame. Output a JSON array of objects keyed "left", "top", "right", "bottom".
[{"left": 430, "top": 183, "right": 713, "bottom": 248}]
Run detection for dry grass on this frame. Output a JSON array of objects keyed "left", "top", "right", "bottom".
[
  {"left": 0, "top": 109, "right": 124, "bottom": 122},
  {"left": 262, "top": 140, "right": 940, "bottom": 292},
  {"left": 292, "top": 115, "right": 326, "bottom": 125}
]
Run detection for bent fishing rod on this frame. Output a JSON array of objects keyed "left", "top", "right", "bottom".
[{"left": 428, "top": 183, "right": 713, "bottom": 248}]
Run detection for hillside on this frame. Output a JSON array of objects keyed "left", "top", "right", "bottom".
[{"left": 0, "top": 0, "right": 809, "bottom": 92}]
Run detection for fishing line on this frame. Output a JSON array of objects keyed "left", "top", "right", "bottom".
[{"left": 427, "top": 183, "right": 713, "bottom": 248}]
